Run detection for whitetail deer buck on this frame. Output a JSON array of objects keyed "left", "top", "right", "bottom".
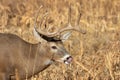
[{"left": 0, "top": 6, "right": 86, "bottom": 80}]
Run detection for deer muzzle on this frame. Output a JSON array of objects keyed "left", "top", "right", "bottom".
[{"left": 62, "top": 55, "right": 73, "bottom": 64}]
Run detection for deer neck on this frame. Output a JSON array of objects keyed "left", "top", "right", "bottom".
[{"left": 22, "top": 43, "right": 53, "bottom": 78}]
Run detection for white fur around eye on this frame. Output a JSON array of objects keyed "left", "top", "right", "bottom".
[
  {"left": 51, "top": 48, "right": 58, "bottom": 52},
  {"left": 51, "top": 45, "right": 58, "bottom": 52},
  {"left": 50, "top": 43, "right": 58, "bottom": 52}
]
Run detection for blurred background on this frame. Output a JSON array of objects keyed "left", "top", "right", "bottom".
[{"left": 0, "top": 0, "right": 120, "bottom": 80}]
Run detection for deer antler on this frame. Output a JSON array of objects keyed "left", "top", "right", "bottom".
[
  {"left": 57, "top": 6, "right": 86, "bottom": 35},
  {"left": 34, "top": 5, "right": 86, "bottom": 38}
]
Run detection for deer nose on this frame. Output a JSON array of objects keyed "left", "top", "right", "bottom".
[{"left": 64, "top": 56, "right": 73, "bottom": 64}]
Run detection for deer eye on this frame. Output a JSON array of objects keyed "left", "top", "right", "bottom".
[{"left": 51, "top": 46, "right": 57, "bottom": 49}]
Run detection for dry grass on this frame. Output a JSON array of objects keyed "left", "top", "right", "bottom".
[{"left": 0, "top": 0, "right": 120, "bottom": 80}]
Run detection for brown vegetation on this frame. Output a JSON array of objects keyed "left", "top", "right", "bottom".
[{"left": 0, "top": 0, "right": 120, "bottom": 80}]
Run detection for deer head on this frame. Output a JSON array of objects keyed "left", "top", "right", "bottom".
[{"left": 33, "top": 6, "right": 86, "bottom": 64}]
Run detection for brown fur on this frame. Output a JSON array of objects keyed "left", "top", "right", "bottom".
[{"left": 0, "top": 33, "right": 70, "bottom": 80}]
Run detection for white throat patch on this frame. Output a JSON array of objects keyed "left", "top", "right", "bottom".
[{"left": 44, "top": 59, "right": 53, "bottom": 65}]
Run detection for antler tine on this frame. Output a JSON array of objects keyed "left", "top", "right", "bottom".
[
  {"left": 34, "top": 6, "right": 54, "bottom": 37},
  {"left": 52, "top": 6, "right": 75, "bottom": 34},
  {"left": 34, "top": 6, "right": 62, "bottom": 37},
  {"left": 53, "top": 5, "right": 86, "bottom": 35},
  {"left": 44, "top": 5, "right": 73, "bottom": 37},
  {"left": 34, "top": 5, "right": 43, "bottom": 29},
  {"left": 76, "top": 8, "right": 82, "bottom": 26},
  {"left": 39, "top": 11, "right": 48, "bottom": 29},
  {"left": 68, "top": 4, "right": 72, "bottom": 26},
  {"left": 75, "top": 6, "right": 86, "bottom": 34}
]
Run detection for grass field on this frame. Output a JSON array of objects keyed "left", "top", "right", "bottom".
[{"left": 0, "top": 0, "right": 120, "bottom": 80}]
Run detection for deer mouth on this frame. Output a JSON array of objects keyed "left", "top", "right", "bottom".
[
  {"left": 60, "top": 55, "right": 73, "bottom": 64},
  {"left": 64, "top": 56, "right": 73, "bottom": 64},
  {"left": 54, "top": 55, "right": 73, "bottom": 64}
]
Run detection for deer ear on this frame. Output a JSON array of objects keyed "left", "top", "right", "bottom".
[{"left": 61, "top": 31, "right": 72, "bottom": 42}]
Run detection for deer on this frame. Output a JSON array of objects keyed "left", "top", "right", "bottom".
[{"left": 0, "top": 6, "right": 86, "bottom": 80}]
